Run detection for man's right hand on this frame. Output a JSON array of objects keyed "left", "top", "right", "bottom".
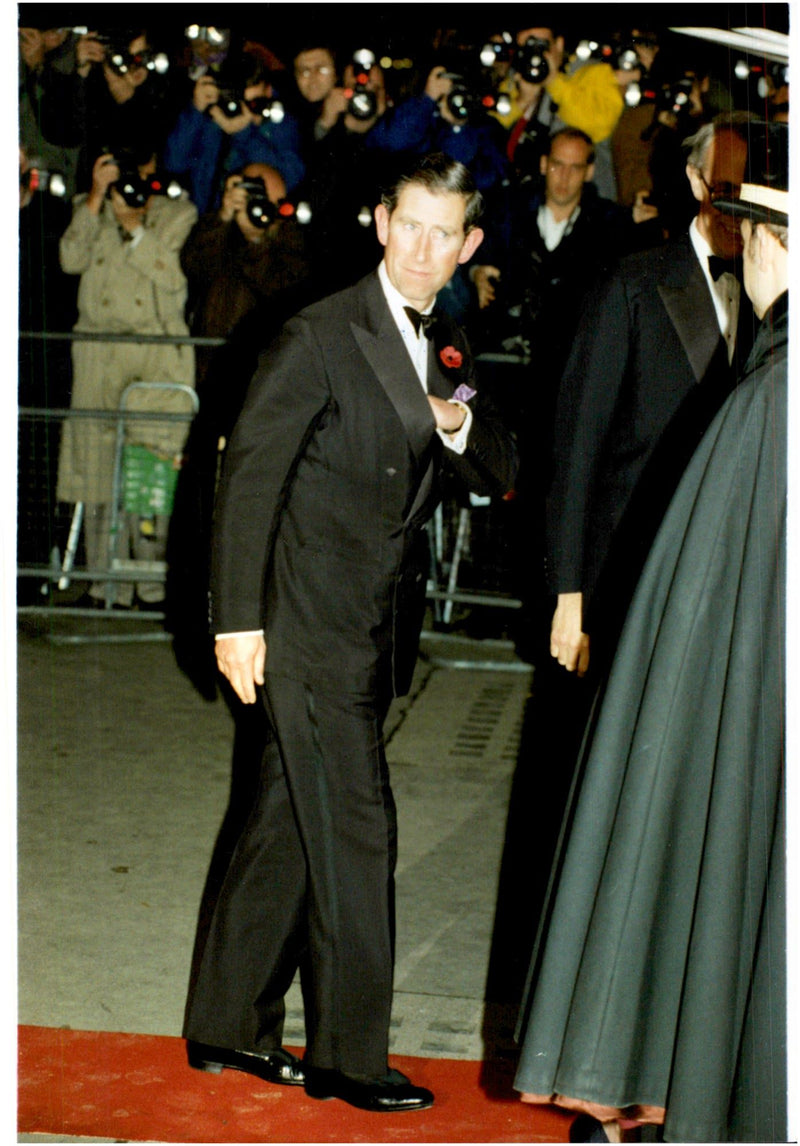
[
  {"left": 473, "top": 265, "right": 501, "bottom": 309},
  {"left": 219, "top": 174, "right": 248, "bottom": 223},
  {"left": 215, "top": 633, "right": 267, "bottom": 704},
  {"left": 86, "top": 152, "right": 119, "bottom": 213},
  {"left": 76, "top": 31, "right": 106, "bottom": 77},
  {"left": 425, "top": 66, "right": 452, "bottom": 104},
  {"left": 550, "top": 592, "right": 590, "bottom": 677},
  {"left": 193, "top": 74, "right": 220, "bottom": 113}
]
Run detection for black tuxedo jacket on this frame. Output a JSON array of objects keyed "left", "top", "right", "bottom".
[
  {"left": 546, "top": 232, "right": 755, "bottom": 624},
  {"left": 210, "top": 269, "right": 517, "bottom": 698}
]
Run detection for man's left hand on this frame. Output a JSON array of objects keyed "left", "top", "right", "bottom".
[{"left": 428, "top": 395, "right": 466, "bottom": 433}]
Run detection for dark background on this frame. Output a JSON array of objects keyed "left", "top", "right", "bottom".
[{"left": 18, "top": 4, "right": 790, "bottom": 73}]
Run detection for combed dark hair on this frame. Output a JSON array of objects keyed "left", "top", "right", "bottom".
[
  {"left": 381, "top": 153, "right": 484, "bottom": 233},
  {"left": 548, "top": 126, "right": 595, "bottom": 165}
]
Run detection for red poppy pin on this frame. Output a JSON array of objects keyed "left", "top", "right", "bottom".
[{"left": 439, "top": 345, "right": 463, "bottom": 370}]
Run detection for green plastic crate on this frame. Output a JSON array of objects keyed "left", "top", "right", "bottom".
[{"left": 121, "top": 444, "right": 180, "bottom": 516}]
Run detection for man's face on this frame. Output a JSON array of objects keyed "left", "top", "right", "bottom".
[
  {"left": 294, "top": 48, "right": 335, "bottom": 103},
  {"left": 688, "top": 128, "right": 748, "bottom": 258},
  {"left": 374, "top": 184, "right": 484, "bottom": 311},
  {"left": 541, "top": 135, "right": 594, "bottom": 211}
]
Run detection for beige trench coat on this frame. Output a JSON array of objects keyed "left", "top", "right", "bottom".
[{"left": 56, "top": 192, "right": 198, "bottom": 505}]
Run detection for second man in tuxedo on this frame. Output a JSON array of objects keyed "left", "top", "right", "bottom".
[
  {"left": 183, "top": 154, "right": 517, "bottom": 1113},
  {"left": 546, "top": 112, "right": 755, "bottom": 677}
]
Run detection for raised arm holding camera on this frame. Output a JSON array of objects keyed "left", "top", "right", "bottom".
[
  {"left": 56, "top": 144, "right": 197, "bottom": 609},
  {"left": 365, "top": 60, "right": 509, "bottom": 195},
  {"left": 164, "top": 46, "right": 305, "bottom": 214}
]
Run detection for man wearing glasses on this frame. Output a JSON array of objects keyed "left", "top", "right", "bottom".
[
  {"left": 504, "top": 118, "right": 757, "bottom": 968},
  {"left": 546, "top": 113, "right": 755, "bottom": 683}
]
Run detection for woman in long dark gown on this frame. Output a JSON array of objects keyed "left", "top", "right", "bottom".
[{"left": 513, "top": 136, "right": 788, "bottom": 1143}]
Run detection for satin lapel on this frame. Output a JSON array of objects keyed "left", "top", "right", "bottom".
[
  {"left": 427, "top": 341, "right": 455, "bottom": 400},
  {"left": 657, "top": 246, "right": 724, "bottom": 384},
  {"left": 350, "top": 295, "right": 434, "bottom": 467}
]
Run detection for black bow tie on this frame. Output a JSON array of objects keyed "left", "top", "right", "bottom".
[
  {"left": 708, "top": 255, "right": 741, "bottom": 282},
  {"left": 403, "top": 306, "right": 438, "bottom": 338}
]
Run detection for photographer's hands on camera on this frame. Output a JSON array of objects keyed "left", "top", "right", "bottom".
[
  {"left": 219, "top": 175, "right": 270, "bottom": 243},
  {"left": 76, "top": 31, "right": 149, "bottom": 103},
  {"left": 317, "top": 63, "right": 386, "bottom": 134},
  {"left": 86, "top": 154, "right": 146, "bottom": 236},
  {"left": 193, "top": 75, "right": 263, "bottom": 135},
  {"left": 426, "top": 67, "right": 464, "bottom": 126}
]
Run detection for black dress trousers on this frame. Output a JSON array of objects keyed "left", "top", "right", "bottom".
[{"left": 184, "top": 671, "right": 397, "bottom": 1080}]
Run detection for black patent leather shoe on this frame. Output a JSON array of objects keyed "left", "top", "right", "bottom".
[
  {"left": 187, "top": 1041, "right": 306, "bottom": 1086},
  {"left": 304, "top": 1065, "right": 434, "bottom": 1111}
]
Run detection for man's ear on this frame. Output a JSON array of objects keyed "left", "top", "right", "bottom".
[
  {"left": 457, "top": 227, "right": 485, "bottom": 264},
  {"left": 584, "top": 163, "right": 596, "bottom": 184},
  {"left": 374, "top": 202, "right": 389, "bottom": 247},
  {"left": 540, "top": 153, "right": 549, "bottom": 178},
  {"left": 686, "top": 163, "right": 705, "bottom": 204}
]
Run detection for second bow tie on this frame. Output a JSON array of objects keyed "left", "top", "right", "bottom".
[
  {"left": 404, "top": 306, "right": 438, "bottom": 338},
  {"left": 708, "top": 255, "right": 742, "bottom": 282}
]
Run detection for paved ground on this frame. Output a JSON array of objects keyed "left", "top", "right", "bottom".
[{"left": 16, "top": 609, "right": 536, "bottom": 1143}]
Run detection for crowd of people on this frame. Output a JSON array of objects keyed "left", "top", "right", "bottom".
[
  {"left": 18, "top": 14, "right": 789, "bottom": 607},
  {"left": 18, "top": 11, "right": 789, "bottom": 1142}
]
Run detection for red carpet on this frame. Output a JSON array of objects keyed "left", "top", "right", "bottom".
[{"left": 18, "top": 1025, "right": 574, "bottom": 1142}]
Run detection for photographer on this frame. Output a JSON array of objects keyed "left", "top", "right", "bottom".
[
  {"left": 507, "top": 21, "right": 624, "bottom": 198},
  {"left": 19, "top": 25, "right": 83, "bottom": 200},
  {"left": 289, "top": 42, "right": 340, "bottom": 148},
  {"left": 70, "top": 27, "right": 174, "bottom": 189},
  {"left": 169, "top": 162, "right": 313, "bottom": 686},
  {"left": 181, "top": 164, "right": 312, "bottom": 401},
  {"left": 56, "top": 145, "right": 197, "bottom": 608},
  {"left": 313, "top": 50, "right": 388, "bottom": 140},
  {"left": 365, "top": 61, "right": 509, "bottom": 194},
  {"left": 164, "top": 45, "right": 304, "bottom": 214},
  {"left": 611, "top": 30, "right": 711, "bottom": 240},
  {"left": 296, "top": 48, "right": 390, "bottom": 297}
]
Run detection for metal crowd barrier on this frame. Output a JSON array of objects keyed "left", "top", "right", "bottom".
[{"left": 18, "top": 331, "right": 525, "bottom": 646}]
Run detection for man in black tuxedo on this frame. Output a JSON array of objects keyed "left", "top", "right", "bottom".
[
  {"left": 546, "top": 113, "right": 755, "bottom": 677},
  {"left": 480, "top": 117, "right": 755, "bottom": 1010},
  {"left": 183, "top": 154, "right": 517, "bottom": 1113}
]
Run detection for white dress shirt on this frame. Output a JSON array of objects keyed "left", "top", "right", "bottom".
[
  {"left": 536, "top": 203, "right": 581, "bottom": 252},
  {"left": 690, "top": 216, "right": 741, "bottom": 365},
  {"left": 217, "top": 263, "right": 474, "bottom": 640},
  {"left": 377, "top": 260, "right": 472, "bottom": 453}
]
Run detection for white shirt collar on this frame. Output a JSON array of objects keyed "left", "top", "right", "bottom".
[
  {"left": 689, "top": 215, "right": 740, "bottom": 352},
  {"left": 689, "top": 214, "right": 715, "bottom": 267},
  {"left": 537, "top": 203, "right": 581, "bottom": 251},
  {"left": 378, "top": 260, "right": 434, "bottom": 338}
]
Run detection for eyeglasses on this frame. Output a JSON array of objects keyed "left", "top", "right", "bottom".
[{"left": 699, "top": 172, "right": 742, "bottom": 207}]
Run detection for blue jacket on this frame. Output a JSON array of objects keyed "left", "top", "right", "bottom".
[
  {"left": 365, "top": 94, "right": 509, "bottom": 193},
  {"left": 164, "top": 103, "right": 305, "bottom": 214}
]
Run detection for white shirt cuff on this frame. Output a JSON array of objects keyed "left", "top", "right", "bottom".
[
  {"left": 215, "top": 630, "right": 264, "bottom": 640},
  {"left": 437, "top": 400, "right": 472, "bottom": 454}
]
